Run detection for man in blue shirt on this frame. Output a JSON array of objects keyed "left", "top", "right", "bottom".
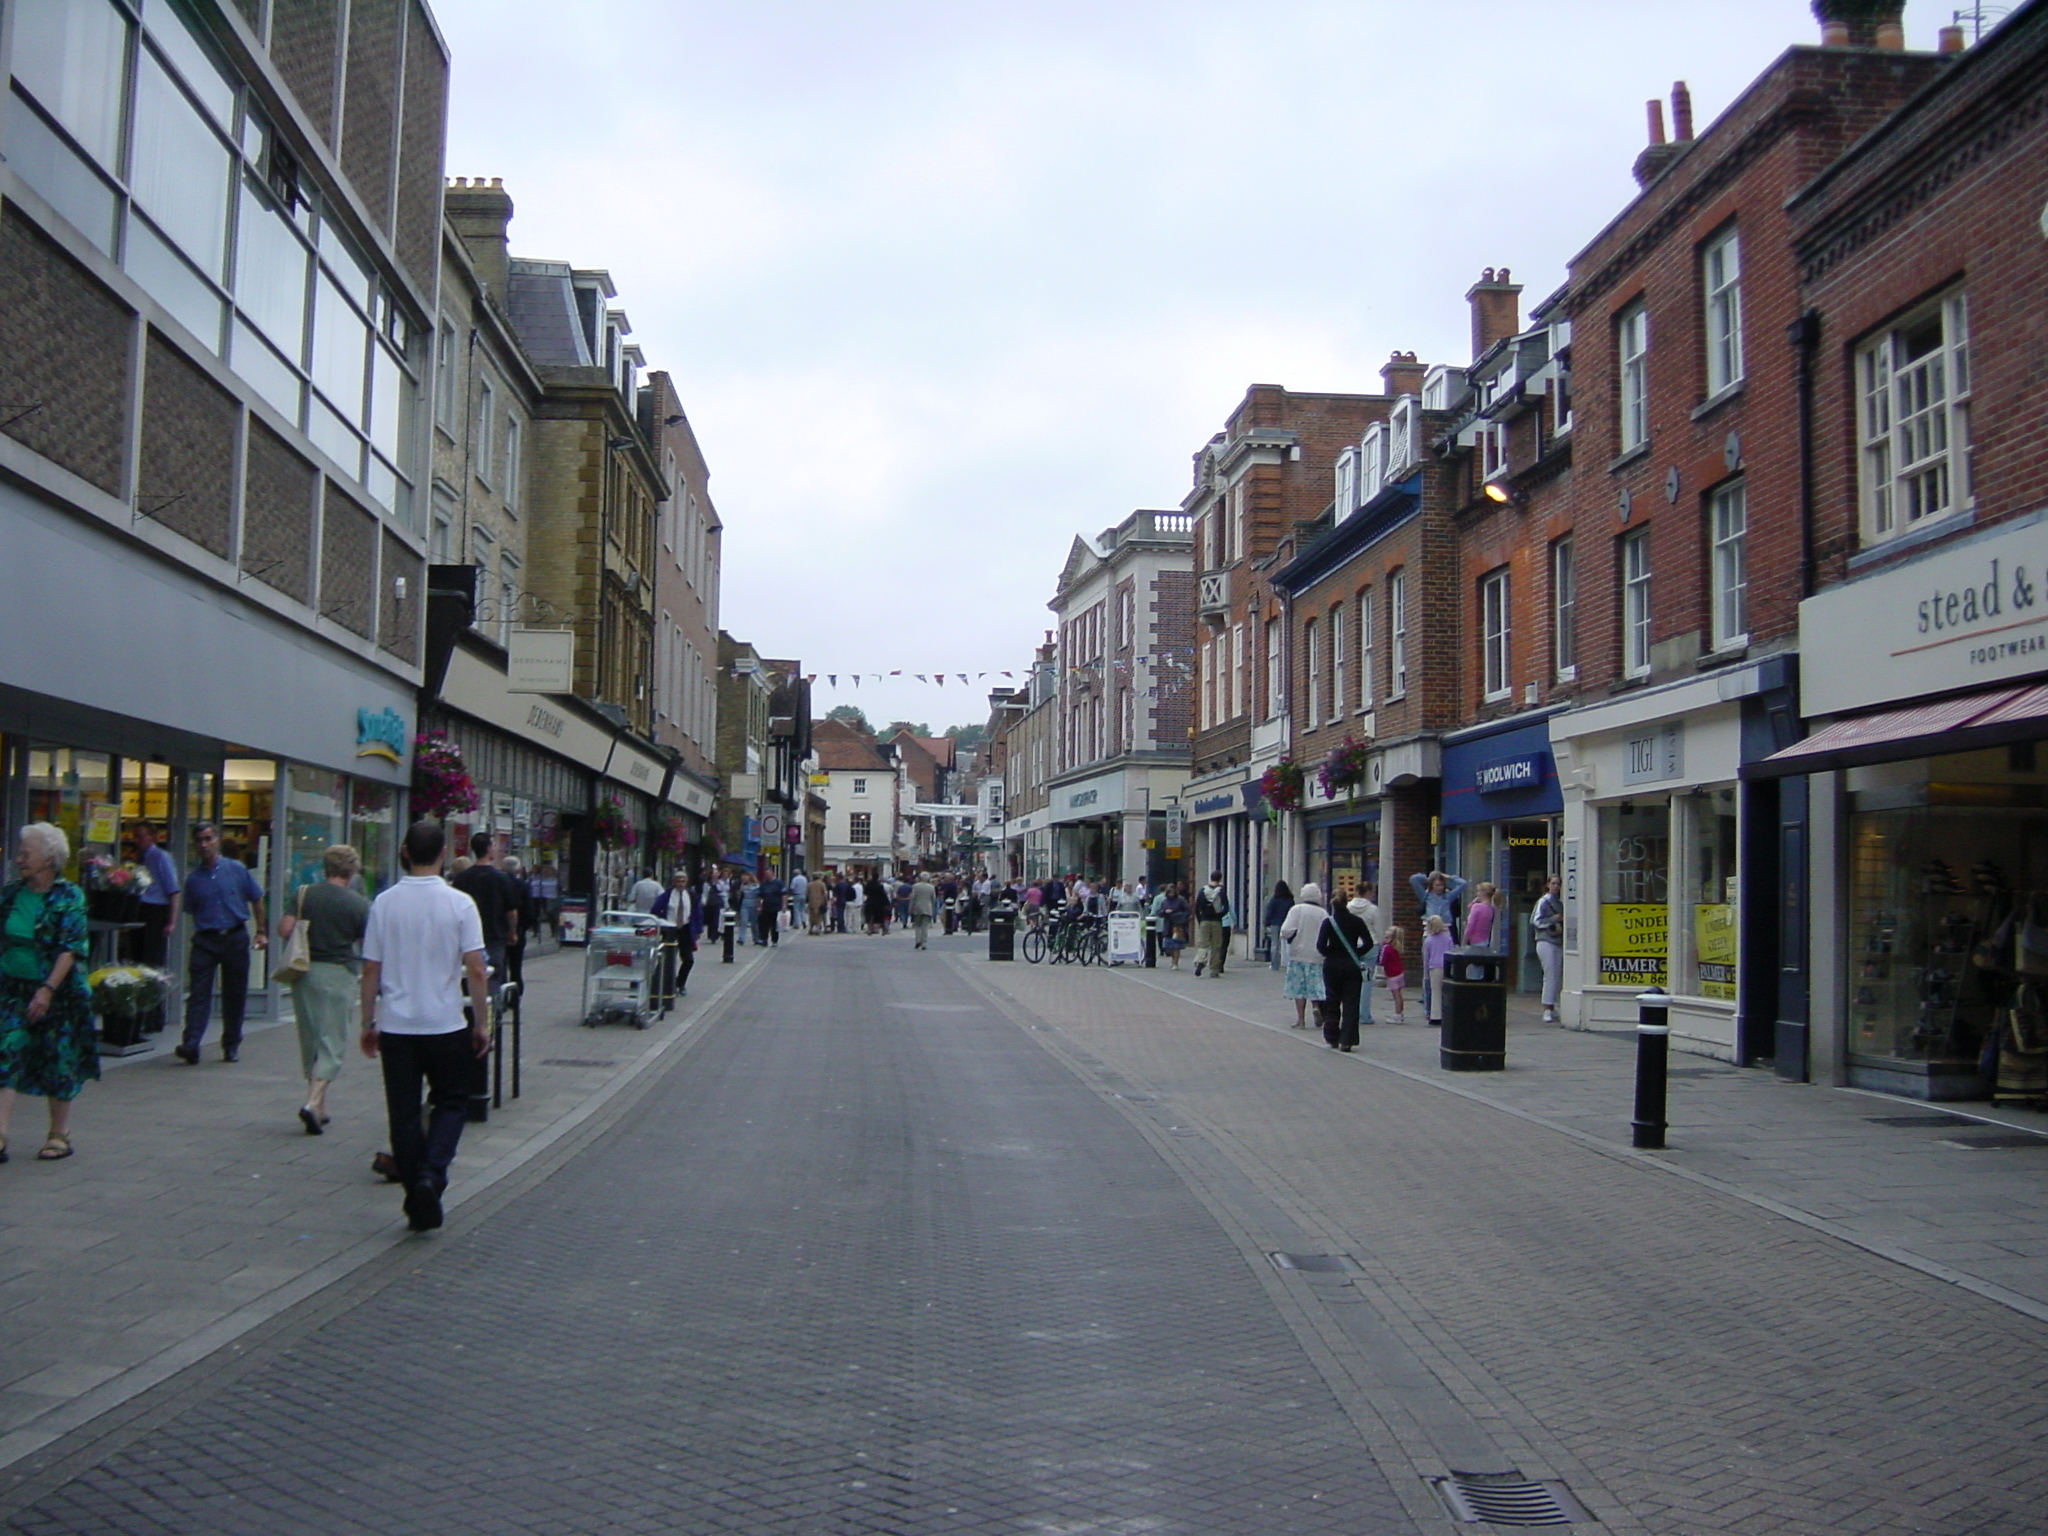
[
  {"left": 178, "top": 823, "right": 266, "bottom": 1064},
  {"left": 133, "top": 822, "right": 181, "bottom": 1034}
]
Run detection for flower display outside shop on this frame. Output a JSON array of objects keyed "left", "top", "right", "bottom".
[
  {"left": 592, "top": 795, "right": 633, "bottom": 849},
  {"left": 1259, "top": 760, "right": 1305, "bottom": 820},
  {"left": 87, "top": 965, "right": 172, "bottom": 1019},
  {"left": 84, "top": 854, "right": 152, "bottom": 895},
  {"left": 653, "top": 813, "right": 688, "bottom": 856},
  {"left": 410, "top": 733, "right": 480, "bottom": 820},
  {"left": 1318, "top": 737, "right": 1371, "bottom": 803}
]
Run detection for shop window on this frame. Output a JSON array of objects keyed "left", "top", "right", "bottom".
[
  {"left": 25, "top": 746, "right": 114, "bottom": 881},
  {"left": 285, "top": 766, "right": 347, "bottom": 892},
  {"left": 1598, "top": 801, "right": 1668, "bottom": 988},
  {"left": 1686, "top": 788, "right": 1738, "bottom": 1001}
]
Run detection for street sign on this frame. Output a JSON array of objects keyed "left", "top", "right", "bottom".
[
  {"left": 760, "top": 812, "right": 783, "bottom": 838},
  {"left": 784, "top": 824, "right": 802, "bottom": 844}
]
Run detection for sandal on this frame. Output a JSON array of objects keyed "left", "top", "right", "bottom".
[{"left": 37, "top": 1133, "right": 71, "bottom": 1161}]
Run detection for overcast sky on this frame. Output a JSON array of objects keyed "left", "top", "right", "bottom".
[{"left": 431, "top": 0, "right": 1951, "bottom": 735}]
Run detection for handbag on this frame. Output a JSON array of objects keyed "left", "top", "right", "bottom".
[{"left": 273, "top": 885, "right": 312, "bottom": 985}]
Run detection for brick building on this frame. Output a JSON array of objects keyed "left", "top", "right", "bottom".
[
  {"left": 0, "top": 0, "right": 445, "bottom": 1024},
  {"left": 1527, "top": 16, "right": 1943, "bottom": 1057},
  {"left": 1184, "top": 385, "right": 1388, "bottom": 936},
  {"left": 1747, "top": 0, "right": 2048, "bottom": 1099}
]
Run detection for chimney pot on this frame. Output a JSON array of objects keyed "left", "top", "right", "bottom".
[
  {"left": 1645, "top": 98, "right": 1667, "bottom": 145},
  {"left": 1671, "top": 81, "right": 1694, "bottom": 141},
  {"left": 1938, "top": 23, "right": 1965, "bottom": 51},
  {"left": 1811, "top": 1, "right": 1906, "bottom": 48},
  {"left": 1466, "top": 270, "right": 1523, "bottom": 362}
]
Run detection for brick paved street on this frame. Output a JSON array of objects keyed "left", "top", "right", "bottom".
[{"left": 1, "top": 931, "right": 2045, "bottom": 1533}]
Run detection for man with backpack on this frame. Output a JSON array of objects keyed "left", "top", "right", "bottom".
[{"left": 1193, "top": 871, "right": 1232, "bottom": 978}]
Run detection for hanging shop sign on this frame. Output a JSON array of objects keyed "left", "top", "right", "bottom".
[{"left": 507, "top": 630, "right": 576, "bottom": 693}]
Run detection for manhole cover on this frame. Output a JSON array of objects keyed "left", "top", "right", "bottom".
[
  {"left": 1867, "top": 1113, "right": 1980, "bottom": 1128},
  {"left": 1429, "top": 1472, "right": 1591, "bottom": 1526},
  {"left": 1940, "top": 1132, "right": 2048, "bottom": 1150},
  {"left": 540, "top": 1058, "right": 617, "bottom": 1068},
  {"left": 1268, "top": 1252, "right": 1354, "bottom": 1273}
]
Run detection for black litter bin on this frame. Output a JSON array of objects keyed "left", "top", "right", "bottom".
[
  {"left": 1439, "top": 950, "right": 1508, "bottom": 1071},
  {"left": 987, "top": 905, "right": 1017, "bottom": 962}
]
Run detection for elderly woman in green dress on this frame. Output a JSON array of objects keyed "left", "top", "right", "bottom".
[
  {"left": 276, "top": 844, "right": 370, "bottom": 1135},
  {"left": 0, "top": 822, "right": 99, "bottom": 1161}
]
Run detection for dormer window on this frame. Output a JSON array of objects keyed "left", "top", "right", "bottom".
[
  {"left": 1388, "top": 398, "right": 1417, "bottom": 476},
  {"left": 1335, "top": 448, "right": 1359, "bottom": 517},
  {"left": 1360, "top": 424, "right": 1387, "bottom": 497}
]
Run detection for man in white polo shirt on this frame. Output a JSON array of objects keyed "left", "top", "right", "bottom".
[{"left": 359, "top": 820, "right": 491, "bottom": 1232}]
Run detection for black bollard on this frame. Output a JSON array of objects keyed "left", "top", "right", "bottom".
[
  {"left": 1144, "top": 915, "right": 1158, "bottom": 969},
  {"left": 1632, "top": 988, "right": 1670, "bottom": 1149},
  {"left": 721, "top": 909, "right": 737, "bottom": 964}
]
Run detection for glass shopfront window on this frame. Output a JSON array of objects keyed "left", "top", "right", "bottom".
[
  {"left": 350, "top": 781, "right": 397, "bottom": 894},
  {"left": 1845, "top": 747, "right": 2048, "bottom": 1079},
  {"left": 284, "top": 766, "right": 346, "bottom": 893},
  {"left": 1598, "top": 800, "right": 1669, "bottom": 988},
  {"left": 1312, "top": 816, "right": 1380, "bottom": 907},
  {"left": 1685, "top": 787, "right": 1739, "bottom": 1002},
  {"left": 25, "top": 746, "right": 114, "bottom": 880}
]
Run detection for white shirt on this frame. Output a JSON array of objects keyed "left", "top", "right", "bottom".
[
  {"left": 628, "top": 877, "right": 664, "bottom": 913},
  {"left": 363, "top": 875, "right": 486, "bottom": 1035},
  {"left": 1277, "top": 901, "right": 1330, "bottom": 964}
]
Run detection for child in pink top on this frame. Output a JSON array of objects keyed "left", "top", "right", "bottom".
[
  {"left": 1421, "top": 914, "right": 1453, "bottom": 1025},
  {"left": 1379, "top": 927, "right": 1407, "bottom": 1020}
]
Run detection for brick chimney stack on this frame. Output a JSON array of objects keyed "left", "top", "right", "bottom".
[
  {"left": 1812, "top": 0, "right": 1907, "bottom": 49},
  {"left": 1632, "top": 95, "right": 1686, "bottom": 188},
  {"left": 1670, "top": 81, "right": 1694, "bottom": 141},
  {"left": 1466, "top": 270, "right": 1522, "bottom": 362},
  {"left": 1380, "top": 350, "right": 1425, "bottom": 398},
  {"left": 445, "top": 176, "right": 515, "bottom": 300}
]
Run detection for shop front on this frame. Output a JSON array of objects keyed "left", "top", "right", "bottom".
[
  {"left": 1749, "top": 516, "right": 2048, "bottom": 1103},
  {"left": 1187, "top": 769, "right": 1265, "bottom": 929},
  {"left": 1551, "top": 670, "right": 1774, "bottom": 1059},
  {"left": 1043, "top": 762, "right": 1189, "bottom": 889},
  {"left": 1440, "top": 713, "right": 1564, "bottom": 993}
]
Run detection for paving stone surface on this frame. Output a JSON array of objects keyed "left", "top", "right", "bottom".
[
  {"left": 0, "top": 935, "right": 1419, "bottom": 1535},
  {"left": 969, "top": 948, "right": 2048, "bottom": 1536}
]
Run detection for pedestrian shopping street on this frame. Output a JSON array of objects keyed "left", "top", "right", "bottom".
[{"left": 0, "top": 930, "right": 2044, "bottom": 1535}]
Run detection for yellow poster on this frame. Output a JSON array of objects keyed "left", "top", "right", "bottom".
[
  {"left": 85, "top": 803, "right": 120, "bottom": 846},
  {"left": 1599, "top": 903, "right": 1667, "bottom": 987},
  {"left": 1694, "top": 903, "right": 1737, "bottom": 1001}
]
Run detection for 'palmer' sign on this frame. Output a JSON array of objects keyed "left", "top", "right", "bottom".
[{"left": 1799, "top": 513, "right": 2048, "bottom": 717}]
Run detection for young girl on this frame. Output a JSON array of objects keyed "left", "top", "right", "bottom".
[
  {"left": 1421, "top": 914, "right": 1453, "bottom": 1026},
  {"left": 1378, "top": 926, "right": 1408, "bottom": 1020},
  {"left": 1463, "top": 882, "right": 1499, "bottom": 951}
]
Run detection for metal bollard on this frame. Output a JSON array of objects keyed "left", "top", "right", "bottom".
[
  {"left": 721, "top": 909, "right": 738, "bottom": 964},
  {"left": 1144, "top": 915, "right": 1158, "bottom": 969},
  {"left": 1632, "top": 988, "right": 1670, "bottom": 1149}
]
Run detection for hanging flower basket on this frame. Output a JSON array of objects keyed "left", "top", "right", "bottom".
[
  {"left": 410, "top": 733, "right": 479, "bottom": 819},
  {"left": 1318, "top": 736, "right": 1371, "bottom": 803},
  {"left": 592, "top": 794, "right": 632, "bottom": 850},
  {"left": 653, "top": 813, "right": 689, "bottom": 855},
  {"left": 1259, "top": 759, "right": 1305, "bottom": 816}
]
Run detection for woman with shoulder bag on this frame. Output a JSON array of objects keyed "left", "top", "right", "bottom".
[
  {"left": 276, "top": 846, "right": 370, "bottom": 1134},
  {"left": 1318, "top": 894, "right": 1374, "bottom": 1050}
]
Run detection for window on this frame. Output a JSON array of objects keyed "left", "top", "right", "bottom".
[
  {"left": 1328, "top": 605, "right": 1346, "bottom": 723},
  {"left": 1229, "top": 623, "right": 1244, "bottom": 721},
  {"left": 501, "top": 417, "right": 521, "bottom": 510},
  {"left": 1361, "top": 425, "right": 1387, "bottom": 498},
  {"left": 1264, "top": 617, "right": 1281, "bottom": 719},
  {"left": 1118, "top": 586, "right": 1135, "bottom": 650},
  {"left": 1859, "top": 292, "right": 1970, "bottom": 542},
  {"left": 435, "top": 322, "right": 458, "bottom": 427},
  {"left": 1357, "top": 589, "right": 1375, "bottom": 709},
  {"left": 1389, "top": 570, "right": 1408, "bottom": 696},
  {"left": 1480, "top": 568, "right": 1511, "bottom": 701},
  {"left": 1551, "top": 537, "right": 1577, "bottom": 680},
  {"left": 1480, "top": 421, "right": 1509, "bottom": 483},
  {"left": 1303, "top": 617, "right": 1321, "bottom": 727},
  {"left": 1335, "top": 449, "right": 1358, "bottom": 517},
  {"left": 1231, "top": 483, "right": 1247, "bottom": 562},
  {"left": 852, "top": 777, "right": 868, "bottom": 795},
  {"left": 1618, "top": 302, "right": 1649, "bottom": 452},
  {"left": 499, "top": 552, "right": 519, "bottom": 647},
  {"left": 1702, "top": 227, "right": 1743, "bottom": 396},
  {"left": 1709, "top": 480, "right": 1747, "bottom": 650},
  {"left": 1621, "top": 528, "right": 1652, "bottom": 678},
  {"left": 474, "top": 376, "right": 495, "bottom": 486},
  {"left": 849, "top": 812, "right": 873, "bottom": 845}
]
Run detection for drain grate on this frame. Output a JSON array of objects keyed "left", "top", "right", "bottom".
[
  {"left": 539, "top": 1058, "right": 617, "bottom": 1068},
  {"left": 1940, "top": 1132, "right": 2048, "bottom": 1150},
  {"left": 1429, "top": 1472, "right": 1590, "bottom": 1526},
  {"left": 1868, "top": 1113, "right": 1980, "bottom": 1128},
  {"left": 1268, "top": 1252, "right": 1354, "bottom": 1273}
]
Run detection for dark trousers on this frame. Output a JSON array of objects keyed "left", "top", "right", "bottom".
[
  {"left": 137, "top": 903, "right": 173, "bottom": 1032},
  {"left": 183, "top": 928, "right": 251, "bottom": 1052},
  {"left": 657, "top": 934, "right": 695, "bottom": 1006},
  {"left": 1321, "top": 967, "right": 1362, "bottom": 1050},
  {"left": 379, "top": 1028, "right": 475, "bottom": 1190},
  {"left": 504, "top": 938, "right": 526, "bottom": 989},
  {"left": 755, "top": 907, "right": 780, "bottom": 945}
]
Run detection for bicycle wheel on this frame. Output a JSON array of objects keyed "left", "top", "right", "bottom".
[
  {"left": 1077, "top": 926, "right": 1097, "bottom": 965},
  {"left": 1022, "top": 927, "right": 1046, "bottom": 964}
]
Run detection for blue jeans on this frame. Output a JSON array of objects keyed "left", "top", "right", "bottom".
[{"left": 1266, "top": 925, "right": 1283, "bottom": 970}]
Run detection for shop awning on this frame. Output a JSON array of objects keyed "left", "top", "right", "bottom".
[{"left": 1745, "top": 684, "right": 2048, "bottom": 778}]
